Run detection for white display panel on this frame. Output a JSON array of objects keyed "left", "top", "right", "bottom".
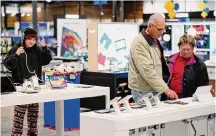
[
  {"left": 210, "top": 24, "right": 216, "bottom": 62},
  {"left": 171, "top": 24, "right": 184, "bottom": 54},
  {"left": 97, "top": 24, "right": 139, "bottom": 70},
  {"left": 57, "top": 19, "right": 87, "bottom": 57},
  {"left": 210, "top": 30, "right": 216, "bottom": 62}
]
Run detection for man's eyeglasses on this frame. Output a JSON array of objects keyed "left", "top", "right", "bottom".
[{"left": 152, "top": 24, "right": 165, "bottom": 32}]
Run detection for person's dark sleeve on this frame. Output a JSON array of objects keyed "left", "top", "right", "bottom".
[
  {"left": 162, "top": 58, "right": 170, "bottom": 83},
  {"left": 41, "top": 46, "right": 52, "bottom": 66},
  {"left": 4, "top": 46, "right": 20, "bottom": 71},
  {"left": 196, "top": 63, "right": 209, "bottom": 87}
]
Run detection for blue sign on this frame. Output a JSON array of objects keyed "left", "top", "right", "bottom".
[
  {"left": 20, "top": 22, "right": 47, "bottom": 32},
  {"left": 93, "top": 0, "right": 108, "bottom": 5}
]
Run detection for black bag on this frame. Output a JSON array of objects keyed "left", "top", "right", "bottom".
[{"left": 1, "top": 76, "right": 16, "bottom": 93}]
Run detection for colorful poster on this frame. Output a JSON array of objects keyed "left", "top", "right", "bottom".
[
  {"left": 97, "top": 24, "right": 139, "bottom": 70},
  {"left": 184, "top": 25, "right": 211, "bottom": 61},
  {"left": 57, "top": 19, "right": 87, "bottom": 57},
  {"left": 184, "top": 25, "right": 210, "bottom": 49}
]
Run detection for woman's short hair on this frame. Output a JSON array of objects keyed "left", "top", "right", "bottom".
[{"left": 177, "top": 34, "right": 196, "bottom": 48}]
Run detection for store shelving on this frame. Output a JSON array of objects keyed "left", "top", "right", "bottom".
[{"left": 1, "top": 36, "right": 13, "bottom": 76}]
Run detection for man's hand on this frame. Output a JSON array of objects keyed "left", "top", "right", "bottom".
[
  {"left": 39, "top": 37, "right": 46, "bottom": 47},
  {"left": 164, "top": 89, "right": 178, "bottom": 99},
  {"left": 16, "top": 47, "right": 25, "bottom": 56}
]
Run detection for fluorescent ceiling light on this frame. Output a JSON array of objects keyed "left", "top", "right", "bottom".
[
  {"left": 1, "top": 6, "right": 41, "bottom": 14},
  {"left": 21, "top": 7, "right": 41, "bottom": 13},
  {"left": 46, "top": 0, "right": 52, "bottom": 2},
  {"left": 65, "top": 14, "right": 79, "bottom": 19}
]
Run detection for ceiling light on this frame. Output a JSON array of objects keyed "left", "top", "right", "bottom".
[
  {"left": 65, "top": 14, "right": 79, "bottom": 19},
  {"left": 214, "top": 11, "right": 216, "bottom": 17},
  {"left": 100, "top": 11, "right": 104, "bottom": 16},
  {"left": 1, "top": 6, "right": 41, "bottom": 14},
  {"left": 11, "top": 13, "right": 16, "bottom": 17},
  {"left": 46, "top": 0, "right": 52, "bottom": 2},
  {"left": 2, "top": 13, "right": 5, "bottom": 17},
  {"left": 21, "top": 13, "right": 25, "bottom": 17}
]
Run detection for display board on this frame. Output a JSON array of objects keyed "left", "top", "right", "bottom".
[
  {"left": 184, "top": 24, "right": 212, "bottom": 61},
  {"left": 57, "top": 19, "right": 87, "bottom": 57},
  {"left": 166, "top": 22, "right": 215, "bottom": 62},
  {"left": 185, "top": 25, "right": 210, "bottom": 49},
  {"left": 97, "top": 24, "right": 139, "bottom": 70}
]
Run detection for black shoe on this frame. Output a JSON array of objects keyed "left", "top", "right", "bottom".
[{"left": 29, "top": 132, "right": 37, "bottom": 136}]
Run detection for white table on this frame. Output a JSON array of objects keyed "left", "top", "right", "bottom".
[
  {"left": 80, "top": 98, "right": 216, "bottom": 136},
  {"left": 1, "top": 84, "right": 110, "bottom": 136}
]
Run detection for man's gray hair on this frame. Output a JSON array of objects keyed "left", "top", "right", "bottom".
[{"left": 148, "top": 13, "right": 165, "bottom": 26}]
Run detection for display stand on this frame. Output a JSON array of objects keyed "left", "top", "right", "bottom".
[
  {"left": 109, "top": 97, "right": 122, "bottom": 115},
  {"left": 192, "top": 85, "right": 214, "bottom": 102},
  {"left": 206, "top": 63, "right": 216, "bottom": 92},
  {"left": 118, "top": 95, "right": 133, "bottom": 113},
  {"left": 80, "top": 98, "right": 215, "bottom": 136},
  {"left": 44, "top": 74, "right": 81, "bottom": 131},
  {"left": 80, "top": 71, "right": 129, "bottom": 110},
  {"left": 1, "top": 84, "right": 110, "bottom": 136}
]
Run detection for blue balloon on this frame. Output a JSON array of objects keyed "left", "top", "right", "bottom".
[
  {"left": 204, "top": 8, "right": 210, "bottom": 14},
  {"left": 174, "top": 3, "right": 179, "bottom": 11},
  {"left": 203, "top": 0, "right": 208, "bottom": 4}
]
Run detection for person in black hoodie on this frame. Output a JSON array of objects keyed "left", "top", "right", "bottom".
[{"left": 4, "top": 27, "right": 52, "bottom": 136}]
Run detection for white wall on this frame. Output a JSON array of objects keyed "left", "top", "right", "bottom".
[{"left": 143, "top": 0, "right": 216, "bottom": 14}]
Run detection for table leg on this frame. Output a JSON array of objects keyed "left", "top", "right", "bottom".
[
  {"left": 56, "top": 100, "right": 64, "bottom": 136},
  {"left": 207, "top": 116, "right": 215, "bottom": 136},
  {"left": 105, "top": 92, "right": 110, "bottom": 109}
]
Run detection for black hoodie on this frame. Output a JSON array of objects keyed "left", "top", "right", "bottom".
[{"left": 4, "top": 41, "right": 52, "bottom": 84}]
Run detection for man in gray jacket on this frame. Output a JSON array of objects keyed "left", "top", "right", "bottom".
[{"left": 129, "top": 13, "right": 178, "bottom": 105}]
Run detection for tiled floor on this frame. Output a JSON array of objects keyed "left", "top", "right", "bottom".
[{"left": 1, "top": 104, "right": 80, "bottom": 136}]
